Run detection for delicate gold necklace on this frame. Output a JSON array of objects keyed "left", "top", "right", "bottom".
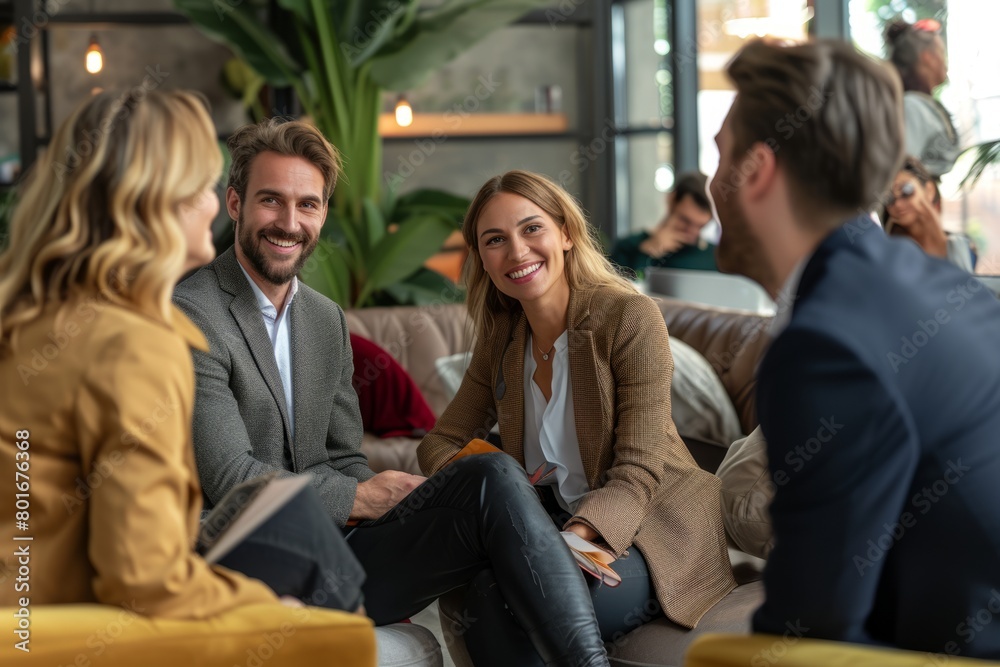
[{"left": 535, "top": 339, "right": 555, "bottom": 361}]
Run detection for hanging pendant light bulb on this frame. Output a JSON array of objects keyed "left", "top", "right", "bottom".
[
  {"left": 394, "top": 95, "right": 413, "bottom": 127},
  {"left": 85, "top": 34, "right": 103, "bottom": 74}
]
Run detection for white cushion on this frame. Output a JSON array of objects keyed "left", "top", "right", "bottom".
[
  {"left": 434, "top": 352, "right": 472, "bottom": 402},
  {"left": 716, "top": 426, "right": 774, "bottom": 559},
  {"left": 434, "top": 352, "right": 498, "bottom": 436},
  {"left": 375, "top": 623, "right": 442, "bottom": 667},
  {"left": 668, "top": 337, "right": 744, "bottom": 447}
]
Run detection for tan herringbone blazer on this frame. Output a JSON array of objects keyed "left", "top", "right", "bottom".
[{"left": 418, "top": 288, "right": 736, "bottom": 628}]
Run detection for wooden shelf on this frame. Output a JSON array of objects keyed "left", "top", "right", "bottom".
[
  {"left": 379, "top": 112, "right": 569, "bottom": 138},
  {"left": 43, "top": 12, "right": 190, "bottom": 26}
]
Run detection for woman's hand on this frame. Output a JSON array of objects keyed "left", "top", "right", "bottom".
[
  {"left": 887, "top": 185, "right": 948, "bottom": 258},
  {"left": 564, "top": 521, "right": 599, "bottom": 542}
]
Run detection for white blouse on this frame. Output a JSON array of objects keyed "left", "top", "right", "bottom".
[{"left": 523, "top": 331, "right": 589, "bottom": 512}]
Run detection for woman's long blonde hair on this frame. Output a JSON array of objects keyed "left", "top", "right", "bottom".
[
  {"left": 0, "top": 89, "right": 221, "bottom": 351},
  {"left": 462, "top": 170, "right": 635, "bottom": 339}
]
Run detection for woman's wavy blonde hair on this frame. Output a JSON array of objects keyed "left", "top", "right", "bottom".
[
  {"left": 0, "top": 89, "right": 221, "bottom": 351},
  {"left": 462, "top": 170, "right": 635, "bottom": 339}
]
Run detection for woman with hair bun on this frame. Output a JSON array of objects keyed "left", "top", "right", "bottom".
[{"left": 884, "top": 17, "right": 960, "bottom": 177}]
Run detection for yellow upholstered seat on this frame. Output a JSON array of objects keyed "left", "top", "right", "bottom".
[
  {"left": 685, "top": 633, "right": 1000, "bottom": 667},
  {"left": 0, "top": 603, "right": 375, "bottom": 666}
]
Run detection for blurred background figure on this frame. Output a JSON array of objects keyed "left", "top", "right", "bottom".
[
  {"left": 609, "top": 171, "right": 716, "bottom": 278},
  {"left": 883, "top": 155, "right": 976, "bottom": 271},
  {"left": 884, "top": 17, "right": 960, "bottom": 178}
]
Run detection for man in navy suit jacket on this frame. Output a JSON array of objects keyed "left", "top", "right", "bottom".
[{"left": 708, "top": 38, "right": 1000, "bottom": 659}]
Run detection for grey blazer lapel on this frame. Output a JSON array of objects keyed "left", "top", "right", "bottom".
[
  {"left": 216, "top": 249, "right": 293, "bottom": 443},
  {"left": 288, "top": 291, "right": 328, "bottom": 456}
]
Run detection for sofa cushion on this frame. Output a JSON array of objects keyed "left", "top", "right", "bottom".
[
  {"left": 345, "top": 304, "right": 475, "bottom": 418},
  {"left": 351, "top": 333, "right": 436, "bottom": 436},
  {"left": 375, "top": 622, "right": 443, "bottom": 667},
  {"left": 717, "top": 426, "right": 774, "bottom": 559},
  {"left": 0, "top": 603, "right": 376, "bottom": 666},
  {"left": 434, "top": 351, "right": 472, "bottom": 402},
  {"left": 685, "top": 632, "right": 1000, "bottom": 667},
  {"left": 653, "top": 297, "right": 773, "bottom": 434},
  {"left": 669, "top": 337, "right": 744, "bottom": 447},
  {"left": 605, "top": 582, "right": 764, "bottom": 667},
  {"left": 361, "top": 433, "right": 422, "bottom": 475}
]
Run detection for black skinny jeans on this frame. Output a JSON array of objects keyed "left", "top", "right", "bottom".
[{"left": 347, "top": 452, "right": 609, "bottom": 667}]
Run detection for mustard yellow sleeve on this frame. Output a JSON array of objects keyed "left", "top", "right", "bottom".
[{"left": 76, "top": 321, "right": 278, "bottom": 619}]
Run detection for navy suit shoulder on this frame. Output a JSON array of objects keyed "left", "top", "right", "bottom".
[{"left": 754, "top": 224, "right": 1000, "bottom": 658}]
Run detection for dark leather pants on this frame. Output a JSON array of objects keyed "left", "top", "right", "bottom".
[{"left": 347, "top": 452, "right": 609, "bottom": 667}]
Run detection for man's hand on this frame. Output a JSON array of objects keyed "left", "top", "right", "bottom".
[
  {"left": 639, "top": 221, "right": 685, "bottom": 258},
  {"left": 350, "top": 470, "right": 426, "bottom": 520}
]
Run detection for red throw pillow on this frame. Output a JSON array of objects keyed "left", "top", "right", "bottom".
[{"left": 350, "top": 334, "right": 436, "bottom": 438}]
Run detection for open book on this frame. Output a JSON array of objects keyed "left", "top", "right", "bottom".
[
  {"left": 561, "top": 531, "right": 622, "bottom": 587},
  {"left": 447, "top": 439, "right": 619, "bottom": 586},
  {"left": 196, "top": 472, "right": 312, "bottom": 564}
]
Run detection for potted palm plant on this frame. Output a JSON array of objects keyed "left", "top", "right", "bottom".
[{"left": 176, "top": 0, "right": 549, "bottom": 306}]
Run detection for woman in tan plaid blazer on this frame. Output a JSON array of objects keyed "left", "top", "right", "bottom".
[{"left": 418, "top": 171, "right": 736, "bottom": 662}]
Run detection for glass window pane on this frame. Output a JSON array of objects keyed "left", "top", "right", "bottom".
[
  {"left": 696, "top": 0, "right": 810, "bottom": 172},
  {"left": 622, "top": 0, "right": 670, "bottom": 128},
  {"left": 625, "top": 132, "right": 674, "bottom": 234}
]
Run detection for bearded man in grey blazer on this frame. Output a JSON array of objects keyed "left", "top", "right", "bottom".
[{"left": 175, "top": 118, "right": 612, "bottom": 666}]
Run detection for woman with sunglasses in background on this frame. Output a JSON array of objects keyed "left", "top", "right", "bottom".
[
  {"left": 882, "top": 155, "right": 975, "bottom": 272},
  {"left": 884, "top": 18, "right": 960, "bottom": 178}
]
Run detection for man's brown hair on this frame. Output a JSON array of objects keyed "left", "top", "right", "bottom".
[
  {"left": 724, "top": 38, "right": 904, "bottom": 226},
  {"left": 227, "top": 118, "right": 342, "bottom": 202}
]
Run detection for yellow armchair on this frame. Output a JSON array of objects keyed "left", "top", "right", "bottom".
[
  {"left": 685, "top": 633, "right": 1000, "bottom": 667},
  {"left": 1, "top": 603, "right": 375, "bottom": 666}
]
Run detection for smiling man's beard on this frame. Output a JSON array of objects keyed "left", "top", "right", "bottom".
[{"left": 236, "top": 211, "right": 319, "bottom": 286}]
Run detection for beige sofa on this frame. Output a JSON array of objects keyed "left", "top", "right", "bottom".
[{"left": 345, "top": 296, "right": 774, "bottom": 667}]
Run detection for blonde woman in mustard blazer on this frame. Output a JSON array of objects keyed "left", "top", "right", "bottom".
[
  {"left": 0, "top": 91, "right": 291, "bottom": 618},
  {"left": 418, "top": 171, "right": 736, "bottom": 664}
]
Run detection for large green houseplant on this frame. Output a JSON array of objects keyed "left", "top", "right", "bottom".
[{"left": 176, "top": 0, "right": 548, "bottom": 306}]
